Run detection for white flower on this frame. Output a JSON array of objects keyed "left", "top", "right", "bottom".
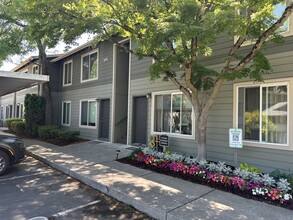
[{"left": 284, "top": 194, "right": 292, "bottom": 200}]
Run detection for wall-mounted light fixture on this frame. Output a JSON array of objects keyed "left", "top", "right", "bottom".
[{"left": 146, "top": 93, "right": 152, "bottom": 99}]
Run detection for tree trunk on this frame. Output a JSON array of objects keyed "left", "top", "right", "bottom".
[
  {"left": 38, "top": 43, "right": 53, "bottom": 125},
  {"left": 43, "top": 82, "right": 53, "bottom": 125},
  {"left": 196, "top": 117, "right": 207, "bottom": 160}
]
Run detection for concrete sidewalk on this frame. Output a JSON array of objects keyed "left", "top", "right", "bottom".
[{"left": 24, "top": 139, "right": 293, "bottom": 220}]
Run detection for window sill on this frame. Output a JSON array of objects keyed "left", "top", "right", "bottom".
[
  {"left": 151, "top": 131, "right": 195, "bottom": 140},
  {"left": 61, "top": 123, "right": 70, "bottom": 127},
  {"left": 243, "top": 141, "right": 293, "bottom": 151},
  {"left": 79, "top": 125, "right": 97, "bottom": 129},
  {"left": 63, "top": 83, "right": 72, "bottom": 87},
  {"left": 80, "top": 77, "right": 98, "bottom": 83}
]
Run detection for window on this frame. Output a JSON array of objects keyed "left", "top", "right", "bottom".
[
  {"left": 16, "top": 103, "right": 24, "bottom": 118},
  {"left": 80, "top": 100, "right": 97, "bottom": 127},
  {"left": 62, "top": 101, "right": 71, "bottom": 125},
  {"left": 274, "top": 2, "right": 289, "bottom": 34},
  {"left": 81, "top": 50, "right": 98, "bottom": 82},
  {"left": 32, "top": 65, "right": 39, "bottom": 74},
  {"left": 236, "top": 83, "right": 288, "bottom": 145},
  {"left": 63, "top": 60, "right": 72, "bottom": 86},
  {"left": 5, "top": 105, "right": 12, "bottom": 119},
  {"left": 236, "top": 1, "right": 293, "bottom": 45},
  {"left": 0, "top": 106, "right": 3, "bottom": 121},
  {"left": 152, "top": 91, "right": 193, "bottom": 136}
]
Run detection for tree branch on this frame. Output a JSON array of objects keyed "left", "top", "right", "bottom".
[
  {"left": 233, "top": 3, "right": 293, "bottom": 72},
  {"left": 102, "top": 27, "right": 135, "bottom": 54},
  {"left": 166, "top": 39, "right": 176, "bottom": 55},
  {"left": 202, "top": 77, "right": 225, "bottom": 116},
  {"left": 223, "top": 36, "right": 245, "bottom": 71},
  {"left": 165, "top": 70, "right": 192, "bottom": 101}
]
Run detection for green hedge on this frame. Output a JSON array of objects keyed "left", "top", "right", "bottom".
[
  {"left": 38, "top": 125, "right": 80, "bottom": 142},
  {"left": 38, "top": 125, "right": 59, "bottom": 139},
  {"left": 24, "top": 94, "right": 46, "bottom": 137},
  {"left": 57, "top": 130, "right": 80, "bottom": 142},
  {"left": 4, "top": 118, "right": 24, "bottom": 130},
  {"left": 11, "top": 121, "right": 25, "bottom": 135}
]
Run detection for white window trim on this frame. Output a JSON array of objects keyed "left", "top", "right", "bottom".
[
  {"left": 32, "top": 65, "right": 40, "bottom": 75},
  {"left": 16, "top": 103, "right": 24, "bottom": 118},
  {"left": 61, "top": 101, "right": 71, "bottom": 126},
  {"left": 233, "top": 78, "right": 293, "bottom": 151},
  {"left": 151, "top": 90, "right": 195, "bottom": 139},
  {"left": 21, "top": 68, "right": 28, "bottom": 74},
  {"left": 80, "top": 49, "right": 99, "bottom": 83},
  {"left": 79, "top": 99, "right": 97, "bottom": 129},
  {"left": 63, "top": 60, "right": 73, "bottom": 87}
]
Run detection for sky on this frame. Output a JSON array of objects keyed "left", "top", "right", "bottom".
[{"left": 0, "top": 33, "right": 95, "bottom": 71}]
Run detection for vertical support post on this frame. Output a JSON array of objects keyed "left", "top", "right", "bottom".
[
  {"left": 234, "top": 148, "right": 238, "bottom": 167},
  {"left": 13, "top": 92, "right": 17, "bottom": 118}
]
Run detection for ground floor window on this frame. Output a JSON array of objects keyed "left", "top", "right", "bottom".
[
  {"left": 16, "top": 103, "right": 24, "bottom": 118},
  {"left": 236, "top": 82, "right": 288, "bottom": 145},
  {"left": 80, "top": 100, "right": 97, "bottom": 127},
  {"left": 62, "top": 101, "right": 71, "bottom": 125},
  {"left": 152, "top": 91, "right": 193, "bottom": 136},
  {"left": 5, "top": 105, "right": 12, "bottom": 119}
]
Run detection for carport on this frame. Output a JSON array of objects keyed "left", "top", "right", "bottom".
[
  {"left": 0, "top": 70, "right": 49, "bottom": 96},
  {"left": 0, "top": 70, "right": 49, "bottom": 123}
]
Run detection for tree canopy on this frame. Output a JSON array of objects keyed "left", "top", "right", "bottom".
[
  {"left": 0, "top": 0, "right": 91, "bottom": 123},
  {"left": 63, "top": 0, "right": 293, "bottom": 159}
]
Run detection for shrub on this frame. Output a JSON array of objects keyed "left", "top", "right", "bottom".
[
  {"left": 24, "top": 94, "right": 46, "bottom": 137},
  {"left": 50, "top": 128, "right": 63, "bottom": 138},
  {"left": 4, "top": 118, "right": 23, "bottom": 130},
  {"left": 11, "top": 121, "right": 25, "bottom": 135},
  {"left": 38, "top": 125, "right": 59, "bottom": 139},
  {"left": 38, "top": 125, "right": 80, "bottom": 142},
  {"left": 239, "top": 162, "right": 261, "bottom": 174},
  {"left": 270, "top": 169, "right": 293, "bottom": 189},
  {"left": 57, "top": 130, "right": 80, "bottom": 142},
  {"left": 130, "top": 148, "right": 143, "bottom": 160}
]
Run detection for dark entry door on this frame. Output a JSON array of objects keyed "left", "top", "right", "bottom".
[
  {"left": 133, "top": 96, "right": 147, "bottom": 145},
  {"left": 99, "top": 99, "right": 110, "bottom": 140}
]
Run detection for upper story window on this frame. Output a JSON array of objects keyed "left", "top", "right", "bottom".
[
  {"left": 235, "top": 81, "right": 289, "bottom": 147},
  {"left": 32, "top": 65, "right": 39, "bottom": 75},
  {"left": 22, "top": 69, "right": 28, "bottom": 74},
  {"left": 152, "top": 91, "right": 194, "bottom": 137},
  {"left": 81, "top": 49, "right": 98, "bottom": 82},
  {"left": 63, "top": 60, "right": 73, "bottom": 86},
  {"left": 274, "top": 2, "right": 289, "bottom": 34},
  {"left": 237, "top": 1, "right": 292, "bottom": 45}
]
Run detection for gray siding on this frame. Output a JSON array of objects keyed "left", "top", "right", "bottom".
[
  {"left": 57, "top": 40, "right": 115, "bottom": 140},
  {"left": 60, "top": 41, "right": 114, "bottom": 92},
  {"left": 60, "top": 85, "right": 112, "bottom": 140},
  {"left": 52, "top": 92, "right": 61, "bottom": 125},
  {"left": 129, "top": 48, "right": 293, "bottom": 173}
]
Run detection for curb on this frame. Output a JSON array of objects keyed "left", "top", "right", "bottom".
[{"left": 26, "top": 150, "right": 165, "bottom": 220}]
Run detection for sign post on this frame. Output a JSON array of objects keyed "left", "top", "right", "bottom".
[
  {"left": 159, "top": 135, "right": 169, "bottom": 152},
  {"left": 229, "top": 128, "right": 243, "bottom": 167}
]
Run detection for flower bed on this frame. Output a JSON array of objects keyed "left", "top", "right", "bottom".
[{"left": 118, "top": 147, "right": 293, "bottom": 210}]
